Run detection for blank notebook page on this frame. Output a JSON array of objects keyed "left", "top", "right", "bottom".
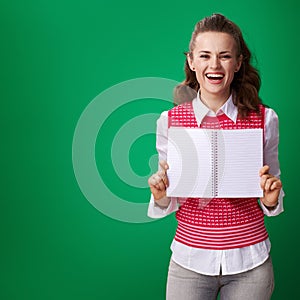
[{"left": 166, "top": 127, "right": 263, "bottom": 198}]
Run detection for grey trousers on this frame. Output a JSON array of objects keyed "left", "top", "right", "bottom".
[{"left": 166, "top": 257, "right": 274, "bottom": 300}]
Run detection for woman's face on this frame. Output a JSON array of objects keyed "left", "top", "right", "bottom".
[{"left": 188, "top": 31, "right": 242, "bottom": 102}]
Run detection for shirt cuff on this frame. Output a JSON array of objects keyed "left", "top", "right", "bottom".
[
  {"left": 260, "top": 189, "right": 285, "bottom": 216},
  {"left": 147, "top": 194, "right": 178, "bottom": 219}
]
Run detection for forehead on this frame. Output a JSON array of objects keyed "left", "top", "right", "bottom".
[{"left": 193, "top": 31, "right": 237, "bottom": 52}]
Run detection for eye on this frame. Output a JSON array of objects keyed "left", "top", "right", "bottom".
[
  {"left": 199, "top": 54, "right": 210, "bottom": 59},
  {"left": 220, "top": 54, "right": 232, "bottom": 60}
]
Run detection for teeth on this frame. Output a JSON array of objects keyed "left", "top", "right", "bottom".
[{"left": 206, "top": 74, "right": 224, "bottom": 79}]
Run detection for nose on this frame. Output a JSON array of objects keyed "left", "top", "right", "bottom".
[{"left": 211, "top": 55, "right": 220, "bottom": 69}]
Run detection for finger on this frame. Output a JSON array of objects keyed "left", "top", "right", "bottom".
[
  {"left": 270, "top": 179, "right": 282, "bottom": 191},
  {"left": 148, "top": 174, "right": 162, "bottom": 187},
  {"left": 149, "top": 184, "right": 158, "bottom": 195},
  {"left": 153, "top": 177, "right": 166, "bottom": 191},
  {"left": 156, "top": 180, "right": 166, "bottom": 191},
  {"left": 164, "top": 174, "right": 169, "bottom": 188},
  {"left": 149, "top": 179, "right": 164, "bottom": 192},
  {"left": 259, "top": 165, "right": 270, "bottom": 176},
  {"left": 264, "top": 177, "right": 277, "bottom": 191},
  {"left": 148, "top": 174, "right": 158, "bottom": 186},
  {"left": 151, "top": 173, "right": 167, "bottom": 191},
  {"left": 157, "top": 171, "right": 169, "bottom": 190},
  {"left": 153, "top": 173, "right": 163, "bottom": 185},
  {"left": 149, "top": 185, "right": 165, "bottom": 200},
  {"left": 159, "top": 160, "right": 169, "bottom": 171},
  {"left": 263, "top": 176, "right": 282, "bottom": 192},
  {"left": 148, "top": 177, "right": 155, "bottom": 187},
  {"left": 157, "top": 170, "right": 169, "bottom": 187},
  {"left": 260, "top": 174, "right": 270, "bottom": 190}
]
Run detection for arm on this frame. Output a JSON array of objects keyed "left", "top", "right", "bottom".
[
  {"left": 259, "top": 108, "right": 284, "bottom": 216},
  {"left": 147, "top": 111, "right": 179, "bottom": 218}
]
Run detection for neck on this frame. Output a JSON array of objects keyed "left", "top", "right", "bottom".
[{"left": 200, "top": 92, "right": 230, "bottom": 113}]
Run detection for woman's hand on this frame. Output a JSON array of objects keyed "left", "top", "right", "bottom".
[
  {"left": 259, "top": 165, "right": 282, "bottom": 208},
  {"left": 148, "top": 160, "right": 169, "bottom": 201}
]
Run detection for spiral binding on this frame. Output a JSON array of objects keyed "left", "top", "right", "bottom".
[{"left": 211, "top": 130, "right": 219, "bottom": 197}]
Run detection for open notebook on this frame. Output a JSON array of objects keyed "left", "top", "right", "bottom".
[{"left": 166, "top": 127, "right": 263, "bottom": 198}]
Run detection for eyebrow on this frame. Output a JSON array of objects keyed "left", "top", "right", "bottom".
[{"left": 198, "top": 50, "right": 232, "bottom": 54}]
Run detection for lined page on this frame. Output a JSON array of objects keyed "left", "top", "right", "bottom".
[
  {"left": 166, "top": 127, "right": 212, "bottom": 197},
  {"left": 216, "top": 129, "right": 263, "bottom": 198}
]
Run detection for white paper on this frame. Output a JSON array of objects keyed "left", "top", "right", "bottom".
[{"left": 166, "top": 127, "right": 263, "bottom": 198}]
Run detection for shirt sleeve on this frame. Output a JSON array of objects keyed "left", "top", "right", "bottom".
[
  {"left": 147, "top": 111, "right": 179, "bottom": 219},
  {"left": 260, "top": 107, "right": 284, "bottom": 216}
]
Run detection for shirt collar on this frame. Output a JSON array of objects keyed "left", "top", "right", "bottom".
[{"left": 192, "top": 91, "right": 238, "bottom": 126}]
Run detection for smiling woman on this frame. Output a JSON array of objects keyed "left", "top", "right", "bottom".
[{"left": 147, "top": 13, "right": 284, "bottom": 300}]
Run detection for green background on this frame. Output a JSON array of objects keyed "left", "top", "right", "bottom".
[{"left": 1, "top": 0, "right": 298, "bottom": 299}]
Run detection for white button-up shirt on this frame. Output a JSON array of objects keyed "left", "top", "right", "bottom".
[{"left": 148, "top": 94, "right": 284, "bottom": 275}]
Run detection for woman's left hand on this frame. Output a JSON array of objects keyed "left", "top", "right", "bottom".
[{"left": 259, "top": 165, "right": 282, "bottom": 208}]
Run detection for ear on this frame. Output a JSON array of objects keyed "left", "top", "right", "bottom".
[
  {"left": 187, "top": 53, "right": 196, "bottom": 71},
  {"left": 235, "top": 55, "right": 243, "bottom": 72}
]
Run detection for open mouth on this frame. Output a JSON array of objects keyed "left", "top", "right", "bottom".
[{"left": 205, "top": 73, "right": 224, "bottom": 80}]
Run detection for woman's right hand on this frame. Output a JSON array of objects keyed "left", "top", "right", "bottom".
[{"left": 148, "top": 160, "right": 169, "bottom": 201}]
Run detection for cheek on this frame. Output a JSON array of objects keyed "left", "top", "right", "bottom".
[
  {"left": 225, "top": 64, "right": 237, "bottom": 80},
  {"left": 194, "top": 65, "right": 206, "bottom": 79},
  {"left": 194, "top": 71, "right": 205, "bottom": 84},
  {"left": 193, "top": 60, "right": 206, "bottom": 71},
  {"left": 228, "top": 61, "right": 239, "bottom": 73}
]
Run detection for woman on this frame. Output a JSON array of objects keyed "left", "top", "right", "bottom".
[{"left": 148, "top": 13, "right": 284, "bottom": 300}]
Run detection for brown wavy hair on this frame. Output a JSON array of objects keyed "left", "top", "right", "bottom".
[{"left": 174, "top": 13, "right": 262, "bottom": 117}]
